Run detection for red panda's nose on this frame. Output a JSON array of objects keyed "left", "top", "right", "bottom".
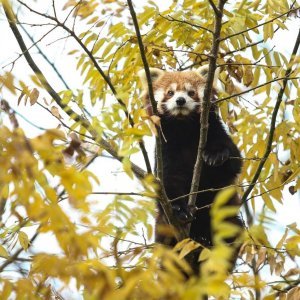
[{"left": 176, "top": 97, "right": 186, "bottom": 106}]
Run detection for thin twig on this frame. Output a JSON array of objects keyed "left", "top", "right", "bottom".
[
  {"left": 170, "top": 175, "right": 272, "bottom": 203},
  {"left": 273, "top": 279, "right": 300, "bottom": 296},
  {"left": 159, "top": 14, "right": 213, "bottom": 34},
  {"left": 19, "top": 23, "right": 72, "bottom": 90},
  {"left": 216, "top": 76, "right": 299, "bottom": 104}
]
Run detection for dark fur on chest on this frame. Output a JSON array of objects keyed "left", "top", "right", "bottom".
[{"left": 157, "top": 111, "right": 242, "bottom": 247}]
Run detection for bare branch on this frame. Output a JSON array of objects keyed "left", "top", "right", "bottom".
[
  {"left": 171, "top": 175, "right": 272, "bottom": 203},
  {"left": 188, "top": 0, "right": 226, "bottom": 213},
  {"left": 127, "top": 0, "right": 187, "bottom": 240},
  {"left": 52, "top": 0, "right": 57, "bottom": 19},
  {"left": 2, "top": 24, "right": 57, "bottom": 69}
]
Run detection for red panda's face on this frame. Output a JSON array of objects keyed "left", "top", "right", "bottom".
[
  {"left": 139, "top": 66, "right": 215, "bottom": 118},
  {"left": 152, "top": 72, "right": 206, "bottom": 116}
]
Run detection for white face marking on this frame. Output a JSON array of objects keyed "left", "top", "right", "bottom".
[
  {"left": 154, "top": 89, "right": 165, "bottom": 113},
  {"left": 198, "top": 86, "right": 205, "bottom": 102},
  {"left": 169, "top": 83, "right": 177, "bottom": 91},
  {"left": 164, "top": 91, "right": 199, "bottom": 116},
  {"left": 184, "top": 83, "right": 193, "bottom": 90}
]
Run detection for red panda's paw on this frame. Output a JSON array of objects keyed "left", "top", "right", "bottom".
[
  {"left": 172, "top": 204, "right": 194, "bottom": 224},
  {"left": 202, "top": 147, "right": 230, "bottom": 167}
]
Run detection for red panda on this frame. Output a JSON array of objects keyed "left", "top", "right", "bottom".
[{"left": 139, "top": 66, "right": 242, "bottom": 272}]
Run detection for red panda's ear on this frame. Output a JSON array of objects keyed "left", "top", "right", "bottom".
[
  {"left": 197, "top": 65, "right": 209, "bottom": 78},
  {"left": 138, "top": 68, "right": 164, "bottom": 89},
  {"left": 197, "top": 65, "right": 219, "bottom": 88}
]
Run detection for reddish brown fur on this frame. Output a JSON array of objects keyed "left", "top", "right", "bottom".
[
  {"left": 144, "top": 71, "right": 207, "bottom": 115},
  {"left": 153, "top": 71, "right": 206, "bottom": 91}
]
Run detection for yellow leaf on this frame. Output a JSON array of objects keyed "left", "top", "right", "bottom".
[
  {"left": 256, "top": 247, "right": 267, "bottom": 271},
  {"left": 62, "top": 0, "right": 77, "bottom": 10},
  {"left": 0, "top": 245, "right": 9, "bottom": 258},
  {"left": 212, "top": 187, "right": 236, "bottom": 210},
  {"left": 276, "top": 228, "right": 288, "bottom": 249},
  {"left": 243, "top": 66, "right": 254, "bottom": 87},
  {"left": 0, "top": 72, "right": 16, "bottom": 94},
  {"left": 262, "top": 192, "right": 276, "bottom": 212},
  {"left": 18, "top": 231, "right": 29, "bottom": 250},
  {"left": 198, "top": 248, "right": 211, "bottom": 262},
  {"left": 287, "top": 287, "right": 300, "bottom": 300},
  {"left": 29, "top": 88, "right": 39, "bottom": 105},
  {"left": 150, "top": 115, "right": 161, "bottom": 126},
  {"left": 173, "top": 238, "right": 190, "bottom": 251},
  {"left": 179, "top": 240, "right": 200, "bottom": 259},
  {"left": 284, "top": 268, "right": 300, "bottom": 277},
  {"left": 122, "top": 157, "right": 134, "bottom": 179},
  {"left": 51, "top": 106, "right": 62, "bottom": 119}
]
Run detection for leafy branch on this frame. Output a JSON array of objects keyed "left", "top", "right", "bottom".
[
  {"left": 159, "top": 14, "right": 214, "bottom": 34},
  {"left": 16, "top": 0, "right": 152, "bottom": 174},
  {"left": 220, "top": 5, "right": 299, "bottom": 41},
  {"left": 3, "top": 2, "right": 146, "bottom": 180},
  {"left": 0, "top": 230, "right": 39, "bottom": 273},
  {"left": 216, "top": 76, "right": 299, "bottom": 104},
  {"left": 241, "top": 28, "right": 300, "bottom": 204}
]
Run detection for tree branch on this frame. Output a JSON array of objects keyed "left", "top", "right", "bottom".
[
  {"left": 19, "top": 23, "right": 72, "bottom": 90},
  {"left": 216, "top": 76, "right": 299, "bottom": 104},
  {"left": 3, "top": 2, "right": 146, "bottom": 180},
  {"left": 223, "top": 0, "right": 298, "bottom": 58},
  {"left": 208, "top": 0, "right": 222, "bottom": 17},
  {"left": 241, "top": 28, "right": 300, "bottom": 204},
  {"left": 273, "top": 279, "right": 300, "bottom": 297},
  {"left": 127, "top": 0, "right": 187, "bottom": 240},
  {"left": 187, "top": 0, "right": 227, "bottom": 214},
  {"left": 16, "top": 0, "right": 152, "bottom": 175},
  {"left": 0, "top": 231, "right": 39, "bottom": 273},
  {"left": 220, "top": 6, "right": 299, "bottom": 42},
  {"left": 159, "top": 14, "right": 214, "bottom": 34}
]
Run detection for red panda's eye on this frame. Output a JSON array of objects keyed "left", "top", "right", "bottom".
[
  {"left": 188, "top": 91, "right": 195, "bottom": 97},
  {"left": 167, "top": 91, "right": 174, "bottom": 96}
]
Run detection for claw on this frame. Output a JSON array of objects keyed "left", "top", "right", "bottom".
[
  {"left": 172, "top": 204, "right": 194, "bottom": 224},
  {"left": 202, "top": 147, "right": 230, "bottom": 166}
]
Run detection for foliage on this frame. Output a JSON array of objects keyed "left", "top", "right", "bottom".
[{"left": 0, "top": 0, "right": 299, "bottom": 298}]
